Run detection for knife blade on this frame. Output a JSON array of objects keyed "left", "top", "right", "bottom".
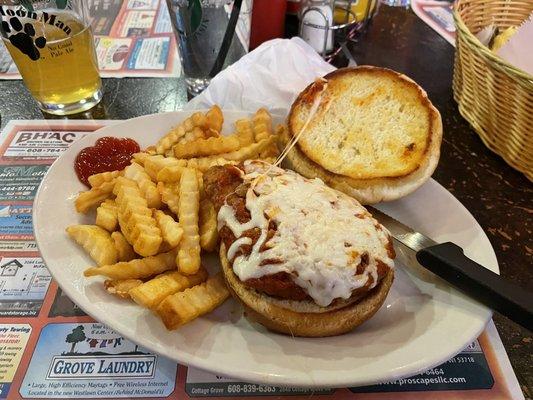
[{"left": 367, "top": 206, "right": 533, "bottom": 331}]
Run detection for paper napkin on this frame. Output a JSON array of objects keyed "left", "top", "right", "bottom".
[
  {"left": 497, "top": 15, "right": 533, "bottom": 76},
  {"left": 185, "top": 37, "right": 335, "bottom": 116}
]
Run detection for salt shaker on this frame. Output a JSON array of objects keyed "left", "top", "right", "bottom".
[{"left": 300, "top": 0, "right": 334, "bottom": 54}]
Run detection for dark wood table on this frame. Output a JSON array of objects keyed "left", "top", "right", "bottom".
[{"left": 0, "top": 4, "right": 530, "bottom": 397}]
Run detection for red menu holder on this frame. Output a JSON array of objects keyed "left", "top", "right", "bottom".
[{"left": 250, "top": 0, "right": 288, "bottom": 49}]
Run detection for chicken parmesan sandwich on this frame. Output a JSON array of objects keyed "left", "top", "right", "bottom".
[{"left": 204, "top": 160, "right": 395, "bottom": 337}]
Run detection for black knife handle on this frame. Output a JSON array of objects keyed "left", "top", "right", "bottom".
[{"left": 416, "top": 242, "right": 533, "bottom": 331}]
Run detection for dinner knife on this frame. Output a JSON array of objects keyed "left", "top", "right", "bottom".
[{"left": 368, "top": 207, "right": 533, "bottom": 331}]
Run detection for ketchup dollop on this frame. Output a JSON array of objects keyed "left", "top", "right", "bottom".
[{"left": 75, "top": 137, "right": 140, "bottom": 187}]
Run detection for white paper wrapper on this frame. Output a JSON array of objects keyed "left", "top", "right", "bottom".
[
  {"left": 475, "top": 24, "right": 496, "bottom": 46},
  {"left": 185, "top": 37, "right": 335, "bottom": 116},
  {"left": 497, "top": 16, "right": 533, "bottom": 76}
]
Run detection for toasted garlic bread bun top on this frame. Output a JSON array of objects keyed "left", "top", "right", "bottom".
[
  {"left": 289, "top": 66, "right": 438, "bottom": 180},
  {"left": 217, "top": 160, "right": 394, "bottom": 307}
]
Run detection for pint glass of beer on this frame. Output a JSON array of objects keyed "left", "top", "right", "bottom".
[{"left": 0, "top": 1, "right": 101, "bottom": 115}]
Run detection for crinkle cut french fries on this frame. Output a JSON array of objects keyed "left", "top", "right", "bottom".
[
  {"left": 88, "top": 170, "right": 123, "bottom": 188},
  {"left": 199, "top": 199, "right": 218, "bottom": 252},
  {"left": 96, "top": 199, "right": 118, "bottom": 232},
  {"left": 177, "top": 168, "right": 201, "bottom": 275},
  {"left": 129, "top": 267, "right": 208, "bottom": 309},
  {"left": 124, "top": 163, "right": 162, "bottom": 209},
  {"left": 67, "top": 225, "right": 117, "bottom": 266},
  {"left": 69, "top": 106, "right": 279, "bottom": 330},
  {"left": 111, "top": 231, "right": 136, "bottom": 261},
  {"left": 114, "top": 177, "right": 162, "bottom": 257},
  {"left": 157, "top": 273, "right": 229, "bottom": 330},
  {"left": 173, "top": 135, "right": 241, "bottom": 159},
  {"left": 157, "top": 181, "right": 180, "bottom": 215},
  {"left": 75, "top": 179, "right": 116, "bottom": 214},
  {"left": 105, "top": 279, "right": 143, "bottom": 299},
  {"left": 84, "top": 250, "right": 177, "bottom": 279},
  {"left": 154, "top": 210, "right": 183, "bottom": 248}
]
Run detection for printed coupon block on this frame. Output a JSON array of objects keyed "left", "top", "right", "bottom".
[
  {"left": 95, "top": 38, "right": 133, "bottom": 71},
  {"left": 185, "top": 367, "right": 334, "bottom": 397},
  {"left": 127, "top": 37, "right": 170, "bottom": 70},
  {"left": 0, "top": 256, "right": 51, "bottom": 317},
  {"left": 0, "top": 324, "right": 31, "bottom": 399},
  {"left": 350, "top": 341, "right": 494, "bottom": 393},
  {"left": 0, "top": 130, "right": 87, "bottom": 162},
  {"left": 0, "top": 241, "right": 37, "bottom": 253},
  {"left": 154, "top": 4, "right": 172, "bottom": 34},
  {"left": 0, "top": 204, "right": 33, "bottom": 241},
  {"left": 20, "top": 323, "right": 177, "bottom": 398},
  {"left": 119, "top": 11, "right": 156, "bottom": 37},
  {"left": 0, "top": 165, "right": 48, "bottom": 201}
]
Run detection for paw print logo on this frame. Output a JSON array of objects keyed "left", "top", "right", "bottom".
[{"left": 1, "top": 17, "right": 46, "bottom": 61}]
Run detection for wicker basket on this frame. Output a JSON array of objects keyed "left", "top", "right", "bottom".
[{"left": 453, "top": 0, "right": 533, "bottom": 180}]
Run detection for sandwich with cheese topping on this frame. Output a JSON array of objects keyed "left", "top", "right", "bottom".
[
  {"left": 204, "top": 160, "right": 395, "bottom": 337},
  {"left": 282, "top": 66, "right": 443, "bottom": 204}
]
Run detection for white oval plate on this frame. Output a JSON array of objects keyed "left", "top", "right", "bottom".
[{"left": 33, "top": 110, "right": 495, "bottom": 388}]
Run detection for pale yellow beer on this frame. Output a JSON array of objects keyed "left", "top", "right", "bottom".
[{"left": 1, "top": 8, "right": 101, "bottom": 114}]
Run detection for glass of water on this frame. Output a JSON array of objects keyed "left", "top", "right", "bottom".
[{"left": 166, "top": 0, "right": 252, "bottom": 96}]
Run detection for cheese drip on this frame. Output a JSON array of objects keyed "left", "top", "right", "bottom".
[{"left": 218, "top": 161, "right": 394, "bottom": 307}]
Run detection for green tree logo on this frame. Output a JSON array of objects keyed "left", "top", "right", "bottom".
[{"left": 65, "top": 325, "right": 86, "bottom": 353}]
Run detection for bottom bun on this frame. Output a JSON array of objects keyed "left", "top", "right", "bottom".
[{"left": 220, "top": 244, "right": 394, "bottom": 337}]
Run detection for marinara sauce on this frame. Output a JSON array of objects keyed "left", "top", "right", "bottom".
[{"left": 75, "top": 137, "right": 140, "bottom": 186}]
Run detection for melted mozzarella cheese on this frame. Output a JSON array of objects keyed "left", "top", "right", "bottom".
[{"left": 218, "top": 161, "right": 394, "bottom": 307}]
